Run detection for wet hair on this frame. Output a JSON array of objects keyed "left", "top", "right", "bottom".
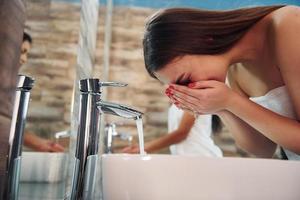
[
  {"left": 23, "top": 32, "right": 32, "bottom": 44},
  {"left": 143, "top": 5, "right": 285, "bottom": 78}
]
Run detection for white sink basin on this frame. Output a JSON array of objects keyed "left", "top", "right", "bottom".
[
  {"left": 20, "top": 152, "right": 68, "bottom": 182},
  {"left": 102, "top": 154, "right": 300, "bottom": 200}
]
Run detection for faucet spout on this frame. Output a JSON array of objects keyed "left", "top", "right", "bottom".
[{"left": 97, "top": 101, "right": 143, "bottom": 120}]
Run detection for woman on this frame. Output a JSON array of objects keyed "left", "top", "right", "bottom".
[
  {"left": 123, "top": 104, "right": 222, "bottom": 157},
  {"left": 21, "top": 32, "right": 64, "bottom": 152},
  {"left": 143, "top": 5, "right": 300, "bottom": 160}
]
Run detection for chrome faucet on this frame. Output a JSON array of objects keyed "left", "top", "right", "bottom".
[
  {"left": 98, "top": 101, "right": 142, "bottom": 119},
  {"left": 70, "top": 78, "right": 142, "bottom": 200},
  {"left": 4, "top": 75, "right": 34, "bottom": 200},
  {"left": 104, "top": 123, "right": 133, "bottom": 154}
]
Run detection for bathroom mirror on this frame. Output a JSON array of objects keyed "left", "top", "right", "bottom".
[
  {"left": 17, "top": 0, "right": 81, "bottom": 199},
  {"left": 19, "top": 0, "right": 81, "bottom": 152}
]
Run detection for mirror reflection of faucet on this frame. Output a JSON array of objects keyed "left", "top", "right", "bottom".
[
  {"left": 70, "top": 78, "right": 144, "bottom": 200},
  {"left": 5, "top": 75, "right": 34, "bottom": 200},
  {"left": 54, "top": 130, "right": 71, "bottom": 147},
  {"left": 104, "top": 123, "right": 133, "bottom": 154},
  {"left": 55, "top": 130, "right": 71, "bottom": 139}
]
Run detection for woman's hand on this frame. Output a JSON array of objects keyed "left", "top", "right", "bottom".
[
  {"left": 34, "top": 139, "right": 65, "bottom": 152},
  {"left": 24, "top": 133, "right": 65, "bottom": 152},
  {"left": 165, "top": 80, "right": 236, "bottom": 114},
  {"left": 121, "top": 144, "right": 140, "bottom": 154}
]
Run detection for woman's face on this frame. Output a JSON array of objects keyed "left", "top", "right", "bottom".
[
  {"left": 20, "top": 41, "right": 31, "bottom": 65},
  {"left": 154, "top": 55, "right": 228, "bottom": 85}
]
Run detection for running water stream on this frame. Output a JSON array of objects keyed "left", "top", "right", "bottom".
[{"left": 135, "top": 116, "right": 146, "bottom": 155}]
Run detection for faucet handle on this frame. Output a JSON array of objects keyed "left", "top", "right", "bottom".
[
  {"left": 99, "top": 81, "right": 128, "bottom": 87},
  {"left": 79, "top": 79, "right": 127, "bottom": 93}
]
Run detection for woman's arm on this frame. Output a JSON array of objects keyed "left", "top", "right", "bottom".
[
  {"left": 145, "top": 111, "right": 195, "bottom": 153},
  {"left": 168, "top": 73, "right": 277, "bottom": 157},
  {"left": 272, "top": 6, "right": 300, "bottom": 119},
  {"left": 24, "top": 132, "right": 64, "bottom": 152},
  {"left": 169, "top": 79, "right": 300, "bottom": 155},
  {"left": 225, "top": 92, "right": 300, "bottom": 154},
  {"left": 122, "top": 111, "right": 195, "bottom": 153},
  {"left": 217, "top": 68, "right": 277, "bottom": 157},
  {"left": 217, "top": 110, "right": 276, "bottom": 158}
]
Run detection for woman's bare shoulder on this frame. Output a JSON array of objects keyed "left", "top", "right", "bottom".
[
  {"left": 270, "top": 5, "right": 300, "bottom": 28},
  {"left": 268, "top": 5, "right": 300, "bottom": 59}
]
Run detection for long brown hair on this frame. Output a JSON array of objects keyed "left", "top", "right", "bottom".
[{"left": 143, "top": 5, "right": 285, "bottom": 78}]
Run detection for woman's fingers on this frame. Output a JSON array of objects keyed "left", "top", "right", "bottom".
[
  {"left": 166, "top": 84, "right": 202, "bottom": 111},
  {"left": 121, "top": 147, "right": 133, "bottom": 153},
  {"left": 187, "top": 80, "right": 218, "bottom": 89},
  {"left": 174, "top": 99, "right": 203, "bottom": 116},
  {"left": 165, "top": 80, "right": 229, "bottom": 114},
  {"left": 172, "top": 93, "right": 198, "bottom": 109},
  {"left": 167, "top": 84, "right": 198, "bottom": 99},
  {"left": 122, "top": 145, "right": 140, "bottom": 154},
  {"left": 172, "top": 90, "right": 199, "bottom": 105},
  {"left": 171, "top": 94, "right": 199, "bottom": 112},
  {"left": 167, "top": 87, "right": 197, "bottom": 104},
  {"left": 168, "top": 92, "right": 194, "bottom": 109},
  {"left": 51, "top": 143, "right": 65, "bottom": 152},
  {"left": 166, "top": 85, "right": 199, "bottom": 102}
]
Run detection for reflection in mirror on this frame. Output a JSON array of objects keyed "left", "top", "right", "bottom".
[
  {"left": 18, "top": 0, "right": 81, "bottom": 199},
  {"left": 20, "top": 0, "right": 81, "bottom": 153}
]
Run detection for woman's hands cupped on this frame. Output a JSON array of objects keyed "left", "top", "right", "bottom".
[{"left": 165, "top": 80, "right": 235, "bottom": 114}]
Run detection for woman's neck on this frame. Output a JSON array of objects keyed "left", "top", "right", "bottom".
[{"left": 225, "top": 15, "right": 272, "bottom": 67}]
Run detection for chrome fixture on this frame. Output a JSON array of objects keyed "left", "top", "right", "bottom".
[
  {"left": 70, "top": 78, "right": 142, "bottom": 200},
  {"left": 54, "top": 130, "right": 70, "bottom": 147},
  {"left": 5, "top": 75, "right": 34, "bottom": 200},
  {"left": 104, "top": 123, "right": 133, "bottom": 154},
  {"left": 55, "top": 130, "right": 71, "bottom": 139},
  {"left": 98, "top": 101, "right": 142, "bottom": 119}
]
